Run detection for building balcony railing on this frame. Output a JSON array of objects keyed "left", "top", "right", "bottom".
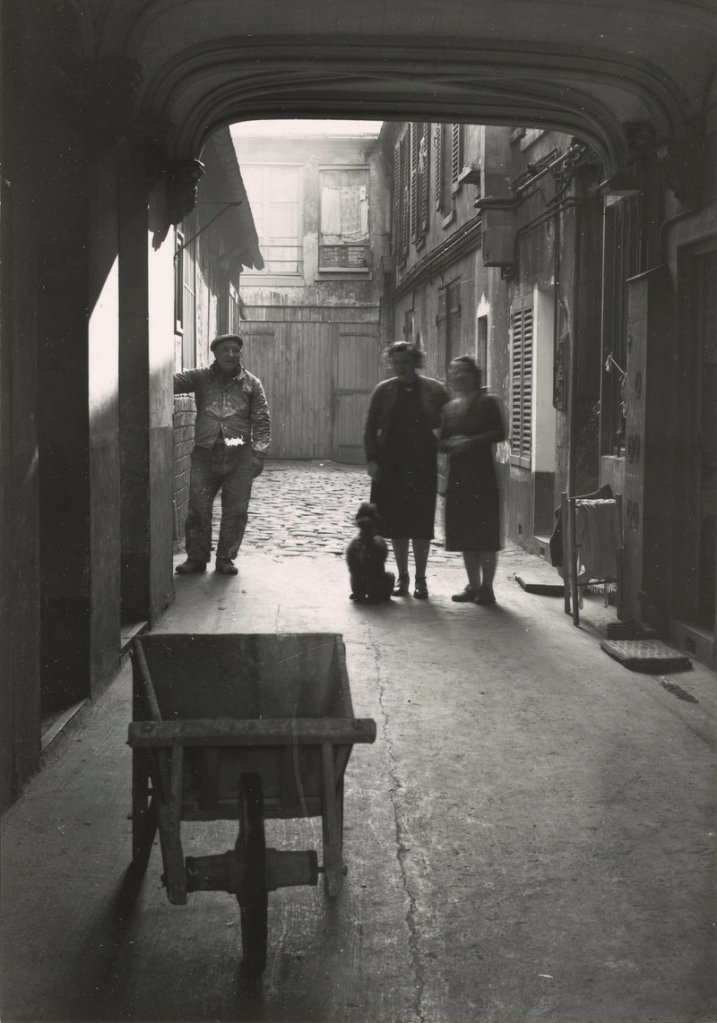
[
  {"left": 245, "top": 243, "right": 303, "bottom": 277},
  {"left": 318, "top": 243, "right": 370, "bottom": 271}
]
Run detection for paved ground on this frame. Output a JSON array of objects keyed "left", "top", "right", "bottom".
[
  {"left": 219, "top": 458, "right": 458, "bottom": 562},
  {"left": 221, "top": 458, "right": 540, "bottom": 578},
  {"left": 3, "top": 460, "right": 716, "bottom": 1023}
]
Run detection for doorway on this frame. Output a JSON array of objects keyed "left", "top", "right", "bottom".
[
  {"left": 675, "top": 246, "right": 717, "bottom": 649},
  {"left": 438, "top": 278, "right": 463, "bottom": 376}
]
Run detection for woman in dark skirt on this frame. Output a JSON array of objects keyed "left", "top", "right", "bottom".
[
  {"left": 364, "top": 342, "right": 449, "bottom": 598},
  {"left": 439, "top": 355, "right": 506, "bottom": 605}
]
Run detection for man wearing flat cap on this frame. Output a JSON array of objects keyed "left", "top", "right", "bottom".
[{"left": 173, "top": 333, "right": 271, "bottom": 575}]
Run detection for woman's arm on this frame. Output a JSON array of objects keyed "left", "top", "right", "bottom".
[
  {"left": 363, "top": 385, "right": 383, "bottom": 463},
  {"left": 440, "top": 395, "right": 505, "bottom": 455},
  {"left": 441, "top": 431, "right": 501, "bottom": 456}
]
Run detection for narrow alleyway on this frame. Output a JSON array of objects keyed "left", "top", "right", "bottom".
[{"left": 2, "top": 461, "right": 716, "bottom": 1023}]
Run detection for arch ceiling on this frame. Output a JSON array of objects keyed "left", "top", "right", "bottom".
[{"left": 81, "top": 0, "right": 715, "bottom": 178}]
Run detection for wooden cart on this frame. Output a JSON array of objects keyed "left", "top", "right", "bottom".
[{"left": 128, "top": 632, "right": 376, "bottom": 973}]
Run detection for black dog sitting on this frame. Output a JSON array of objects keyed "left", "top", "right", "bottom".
[{"left": 346, "top": 502, "right": 395, "bottom": 603}]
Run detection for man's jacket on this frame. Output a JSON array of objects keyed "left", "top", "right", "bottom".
[{"left": 174, "top": 364, "right": 271, "bottom": 452}]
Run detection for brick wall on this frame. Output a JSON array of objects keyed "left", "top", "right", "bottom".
[{"left": 173, "top": 395, "right": 196, "bottom": 550}]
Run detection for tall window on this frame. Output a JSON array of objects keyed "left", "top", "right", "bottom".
[
  {"left": 435, "top": 123, "right": 464, "bottom": 217},
  {"left": 393, "top": 123, "right": 433, "bottom": 260},
  {"left": 241, "top": 164, "right": 301, "bottom": 276},
  {"left": 174, "top": 228, "right": 196, "bottom": 369},
  {"left": 229, "top": 282, "right": 243, "bottom": 334},
  {"left": 319, "top": 167, "right": 370, "bottom": 270},
  {"left": 410, "top": 123, "right": 430, "bottom": 242},
  {"left": 511, "top": 304, "right": 534, "bottom": 468},
  {"left": 174, "top": 228, "right": 184, "bottom": 334},
  {"left": 392, "top": 129, "right": 412, "bottom": 261},
  {"left": 438, "top": 278, "right": 463, "bottom": 376}
]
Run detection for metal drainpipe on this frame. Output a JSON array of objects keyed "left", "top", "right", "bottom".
[
  {"left": 553, "top": 198, "right": 561, "bottom": 480},
  {"left": 567, "top": 202, "right": 581, "bottom": 499},
  {"left": 598, "top": 197, "right": 609, "bottom": 459}
]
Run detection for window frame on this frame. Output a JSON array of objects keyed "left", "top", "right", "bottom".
[
  {"left": 174, "top": 228, "right": 185, "bottom": 335},
  {"left": 240, "top": 162, "right": 303, "bottom": 280},
  {"left": 318, "top": 164, "right": 371, "bottom": 274}
]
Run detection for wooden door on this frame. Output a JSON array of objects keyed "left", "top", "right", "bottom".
[
  {"left": 335, "top": 328, "right": 380, "bottom": 463},
  {"left": 241, "top": 315, "right": 380, "bottom": 460},
  {"left": 241, "top": 323, "right": 334, "bottom": 459}
]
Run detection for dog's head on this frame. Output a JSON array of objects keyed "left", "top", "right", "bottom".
[{"left": 355, "top": 502, "right": 382, "bottom": 532}]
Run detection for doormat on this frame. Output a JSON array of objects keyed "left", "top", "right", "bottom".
[
  {"left": 513, "top": 571, "right": 564, "bottom": 596},
  {"left": 600, "top": 638, "right": 692, "bottom": 674}
]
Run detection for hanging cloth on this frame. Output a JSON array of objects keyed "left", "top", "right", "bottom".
[{"left": 574, "top": 499, "right": 622, "bottom": 581}]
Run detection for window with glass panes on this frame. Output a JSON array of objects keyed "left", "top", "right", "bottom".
[
  {"left": 240, "top": 164, "right": 302, "bottom": 275},
  {"left": 319, "top": 166, "right": 370, "bottom": 270}
]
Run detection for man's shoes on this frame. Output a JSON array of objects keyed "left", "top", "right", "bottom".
[
  {"left": 215, "top": 558, "right": 238, "bottom": 575},
  {"left": 392, "top": 575, "right": 410, "bottom": 597},
  {"left": 475, "top": 587, "right": 496, "bottom": 605},
  {"left": 175, "top": 559, "right": 207, "bottom": 574},
  {"left": 451, "top": 586, "right": 477, "bottom": 602},
  {"left": 413, "top": 578, "right": 429, "bottom": 600}
]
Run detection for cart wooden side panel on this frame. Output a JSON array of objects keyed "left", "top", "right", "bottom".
[{"left": 128, "top": 632, "right": 376, "bottom": 925}]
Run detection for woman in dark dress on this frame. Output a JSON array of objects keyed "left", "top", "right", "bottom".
[
  {"left": 364, "top": 342, "right": 449, "bottom": 599},
  {"left": 439, "top": 355, "right": 506, "bottom": 605}
]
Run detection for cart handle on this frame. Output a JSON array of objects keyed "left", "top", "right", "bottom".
[
  {"left": 131, "top": 638, "right": 162, "bottom": 722},
  {"left": 128, "top": 717, "right": 377, "bottom": 748}
]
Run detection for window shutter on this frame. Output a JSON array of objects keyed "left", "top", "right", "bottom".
[
  {"left": 419, "top": 122, "right": 430, "bottom": 232},
  {"left": 451, "top": 123, "right": 463, "bottom": 186},
  {"left": 410, "top": 123, "right": 418, "bottom": 239},
  {"left": 392, "top": 142, "right": 401, "bottom": 255},
  {"left": 400, "top": 132, "right": 410, "bottom": 256},
  {"left": 511, "top": 306, "right": 533, "bottom": 468},
  {"left": 434, "top": 124, "right": 443, "bottom": 207}
]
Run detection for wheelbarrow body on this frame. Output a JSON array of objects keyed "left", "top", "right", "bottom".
[{"left": 127, "top": 632, "right": 376, "bottom": 972}]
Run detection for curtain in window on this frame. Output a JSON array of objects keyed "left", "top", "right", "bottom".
[{"left": 321, "top": 184, "right": 368, "bottom": 241}]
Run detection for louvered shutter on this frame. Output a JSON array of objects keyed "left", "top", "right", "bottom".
[
  {"left": 400, "top": 132, "right": 410, "bottom": 257},
  {"left": 419, "top": 122, "right": 430, "bottom": 233},
  {"left": 434, "top": 124, "right": 443, "bottom": 207},
  {"left": 511, "top": 306, "right": 533, "bottom": 468},
  {"left": 392, "top": 142, "right": 401, "bottom": 256},
  {"left": 410, "top": 123, "right": 418, "bottom": 239},
  {"left": 451, "top": 123, "right": 463, "bottom": 186}
]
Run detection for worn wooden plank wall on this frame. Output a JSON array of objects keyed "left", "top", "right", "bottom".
[{"left": 241, "top": 306, "right": 382, "bottom": 461}]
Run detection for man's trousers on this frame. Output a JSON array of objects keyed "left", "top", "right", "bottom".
[{"left": 184, "top": 443, "right": 254, "bottom": 563}]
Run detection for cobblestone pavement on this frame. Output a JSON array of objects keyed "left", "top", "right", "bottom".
[
  {"left": 239, "top": 458, "right": 373, "bottom": 558},
  {"left": 211, "top": 457, "right": 530, "bottom": 569}
]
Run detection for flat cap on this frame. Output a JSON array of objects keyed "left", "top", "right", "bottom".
[{"left": 210, "top": 333, "right": 243, "bottom": 353}]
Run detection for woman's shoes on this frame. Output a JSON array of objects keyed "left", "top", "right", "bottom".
[
  {"left": 474, "top": 586, "right": 496, "bottom": 605},
  {"left": 392, "top": 575, "right": 429, "bottom": 598},
  {"left": 451, "top": 585, "right": 477, "bottom": 602},
  {"left": 392, "top": 575, "right": 410, "bottom": 597}
]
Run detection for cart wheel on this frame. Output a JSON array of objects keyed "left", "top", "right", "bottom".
[{"left": 237, "top": 773, "right": 267, "bottom": 974}]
